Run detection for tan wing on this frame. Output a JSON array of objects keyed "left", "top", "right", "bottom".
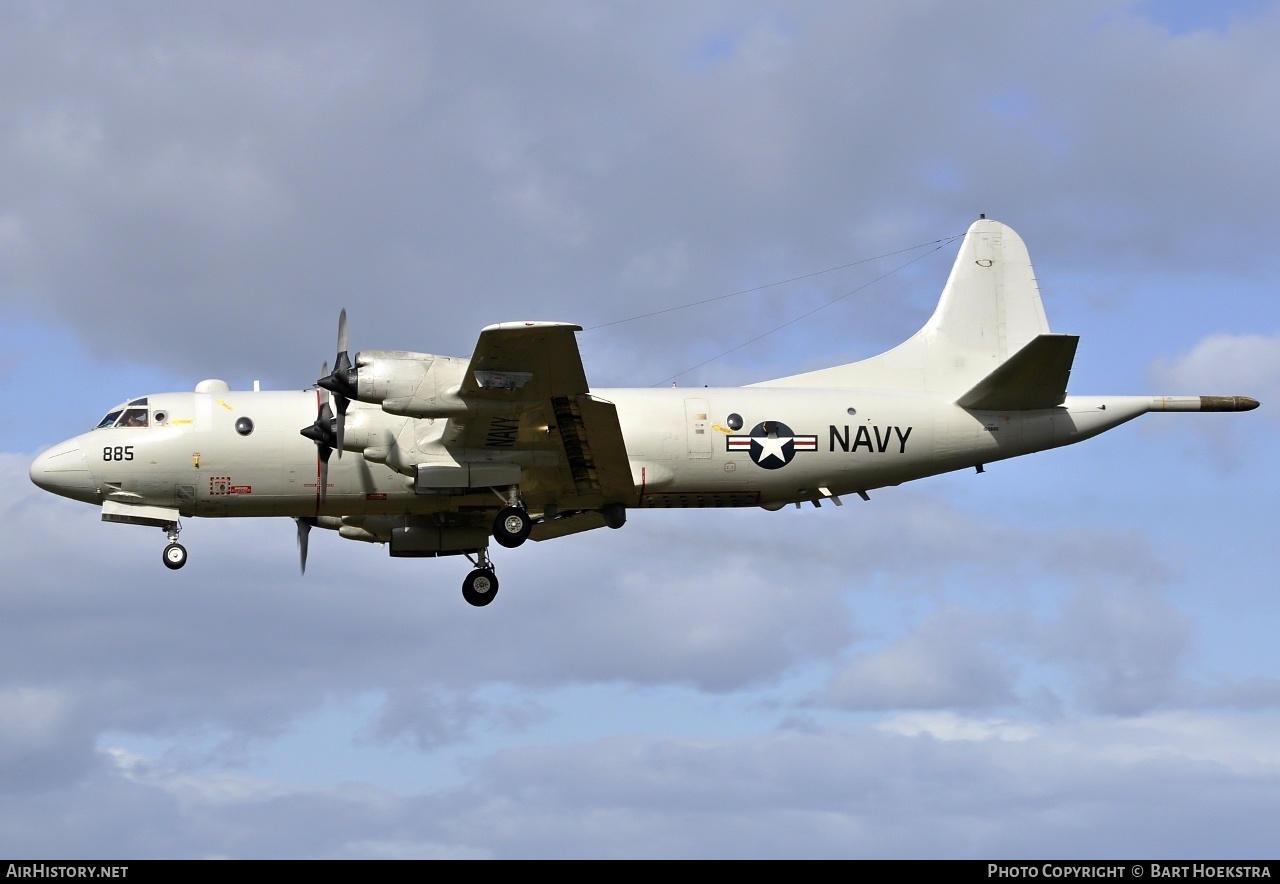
[{"left": 446, "top": 322, "right": 633, "bottom": 520}]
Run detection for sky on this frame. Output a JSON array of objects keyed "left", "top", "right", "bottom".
[{"left": 3, "top": 0, "right": 1280, "bottom": 859}]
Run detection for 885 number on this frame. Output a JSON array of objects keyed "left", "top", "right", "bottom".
[{"left": 103, "top": 445, "right": 134, "bottom": 462}]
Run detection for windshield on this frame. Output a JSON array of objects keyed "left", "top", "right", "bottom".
[{"left": 94, "top": 401, "right": 150, "bottom": 429}]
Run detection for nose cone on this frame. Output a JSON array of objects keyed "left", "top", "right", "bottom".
[{"left": 30, "top": 440, "right": 98, "bottom": 503}]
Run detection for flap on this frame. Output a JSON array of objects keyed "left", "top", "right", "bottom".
[{"left": 530, "top": 510, "right": 607, "bottom": 542}]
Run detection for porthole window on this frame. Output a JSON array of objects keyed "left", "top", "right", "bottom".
[
  {"left": 846, "top": 407, "right": 857, "bottom": 416},
  {"left": 154, "top": 411, "right": 168, "bottom": 424},
  {"left": 235, "top": 417, "right": 255, "bottom": 436},
  {"left": 726, "top": 413, "right": 743, "bottom": 431}
]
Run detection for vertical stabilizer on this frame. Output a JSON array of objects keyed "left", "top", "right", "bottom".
[{"left": 756, "top": 218, "right": 1052, "bottom": 393}]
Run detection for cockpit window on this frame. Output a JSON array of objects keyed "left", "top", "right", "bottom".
[
  {"left": 128, "top": 397, "right": 148, "bottom": 407},
  {"left": 94, "top": 406, "right": 149, "bottom": 429}
]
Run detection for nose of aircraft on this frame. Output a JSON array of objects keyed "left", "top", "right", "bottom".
[{"left": 30, "top": 439, "right": 98, "bottom": 503}]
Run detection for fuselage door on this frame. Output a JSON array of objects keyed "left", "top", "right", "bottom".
[{"left": 685, "top": 398, "right": 712, "bottom": 459}]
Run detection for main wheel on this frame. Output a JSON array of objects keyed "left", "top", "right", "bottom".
[
  {"left": 492, "top": 506, "right": 532, "bottom": 548},
  {"left": 162, "top": 542, "right": 188, "bottom": 570},
  {"left": 462, "top": 569, "right": 499, "bottom": 607}
]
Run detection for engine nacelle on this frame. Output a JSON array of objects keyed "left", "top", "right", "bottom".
[{"left": 352, "top": 350, "right": 469, "bottom": 417}]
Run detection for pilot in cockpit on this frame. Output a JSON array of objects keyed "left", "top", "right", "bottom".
[{"left": 96, "top": 398, "right": 150, "bottom": 429}]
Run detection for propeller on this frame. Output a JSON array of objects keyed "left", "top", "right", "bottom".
[
  {"left": 316, "top": 309, "right": 358, "bottom": 458},
  {"left": 300, "top": 359, "right": 338, "bottom": 503},
  {"left": 299, "top": 395, "right": 337, "bottom": 500},
  {"left": 294, "top": 517, "right": 316, "bottom": 575}
]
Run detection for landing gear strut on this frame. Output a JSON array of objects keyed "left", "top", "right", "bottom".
[
  {"left": 161, "top": 522, "right": 187, "bottom": 570},
  {"left": 462, "top": 548, "right": 499, "bottom": 607}
]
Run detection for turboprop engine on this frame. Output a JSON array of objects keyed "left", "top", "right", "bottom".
[
  {"left": 308, "top": 310, "right": 480, "bottom": 470},
  {"left": 341, "top": 349, "right": 470, "bottom": 418}
]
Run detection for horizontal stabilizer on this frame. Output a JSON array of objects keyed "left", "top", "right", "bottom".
[{"left": 956, "top": 334, "right": 1079, "bottom": 411}]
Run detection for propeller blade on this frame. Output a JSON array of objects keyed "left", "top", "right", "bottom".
[
  {"left": 300, "top": 399, "right": 337, "bottom": 500},
  {"left": 334, "top": 395, "right": 348, "bottom": 458},
  {"left": 318, "top": 445, "right": 332, "bottom": 502},
  {"left": 316, "top": 310, "right": 356, "bottom": 459},
  {"left": 294, "top": 517, "right": 312, "bottom": 575}
]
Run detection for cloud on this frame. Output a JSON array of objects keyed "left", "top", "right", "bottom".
[
  {"left": 7, "top": 713, "right": 1279, "bottom": 858},
  {"left": 1151, "top": 331, "right": 1280, "bottom": 408},
  {"left": 1147, "top": 331, "right": 1280, "bottom": 467},
  {"left": 1040, "top": 585, "right": 1194, "bottom": 716},
  {"left": 828, "top": 608, "right": 1020, "bottom": 710},
  {"left": 1, "top": 2, "right": 1277, "bottom": 386}
]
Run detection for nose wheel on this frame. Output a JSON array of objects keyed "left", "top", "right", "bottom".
[
  {"left": 161, "top": 523, "right": 187, "bottom": 570},
  {"left": 163, "top": 543, "right": 188, "bottom": 570}
]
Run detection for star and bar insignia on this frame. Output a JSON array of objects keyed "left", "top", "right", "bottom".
[{"left": 726, "top": 420, "right": 817, "bottom": 469}]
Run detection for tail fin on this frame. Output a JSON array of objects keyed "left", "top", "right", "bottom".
[{"left": 756, "top": 218, "right": 1053, "bottom": 394}]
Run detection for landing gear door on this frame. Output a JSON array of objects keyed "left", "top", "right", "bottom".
[{"left": 685, "top": 398, "right": 712, "bottom": 459}]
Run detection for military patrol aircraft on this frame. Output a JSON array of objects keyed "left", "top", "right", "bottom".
[{"left": 29, "top": 218, "right": 1258, "bottom": 606}]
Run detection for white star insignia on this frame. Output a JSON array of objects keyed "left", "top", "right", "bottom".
[{"left": 753, "top": 435, "right": 791, "bottom": 466}]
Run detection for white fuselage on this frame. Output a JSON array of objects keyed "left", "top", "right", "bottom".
[
  {"left": 34, "top": 384, "right": 1152, "bottom": 519},
  {"left": 27, "top": 219, "right": 1256, "bottom": 594}
]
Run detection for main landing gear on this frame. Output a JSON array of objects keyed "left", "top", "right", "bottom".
[
  {"left": 161, "top": 522, "right": 187, "bottom": 570},
  {"left": 462, "top": 548, "right": 499, "bottom": 607},
  {"left": 491, "top": 505, "right": 532, "bottom": 548},
  {"left": 472, "top": 490, "right": 529, "bottom": 604},
  {"left": 491, "top": 485, "right": 532, "bottom": 550}
]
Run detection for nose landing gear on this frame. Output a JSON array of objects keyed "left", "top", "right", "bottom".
[{"left": 161, "top": 522, "right": 187, "bottom": 570}]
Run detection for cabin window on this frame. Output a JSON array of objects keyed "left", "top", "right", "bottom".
[{"left": 235, "top": 417, "right": 254, "bottom": 436}]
